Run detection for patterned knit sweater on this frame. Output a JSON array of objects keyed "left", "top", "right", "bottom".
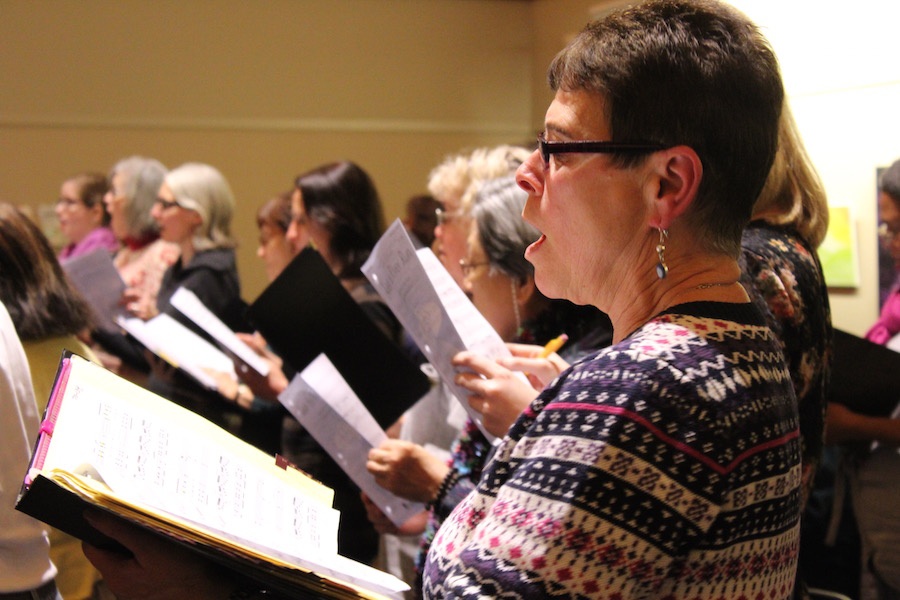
[{"left": 422, "top": 302, "right": 801, "bottom": 599}]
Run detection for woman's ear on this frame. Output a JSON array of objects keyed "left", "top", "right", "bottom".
[
  {"left": 646, "top": 145, "right": 702, "bottom": 231},
  {"left": 88, "top": 202, "right": 105, "bottom": 226},
  {"left": 187, "top": 209, "right": 204, "bottom": 231},
  {"left": 514, "top": 274, "right": 539, "bottom": 308}
]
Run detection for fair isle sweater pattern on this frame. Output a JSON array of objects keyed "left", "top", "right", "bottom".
[{"left": 422, "top": 303, "right": 801, "bottom": 599}]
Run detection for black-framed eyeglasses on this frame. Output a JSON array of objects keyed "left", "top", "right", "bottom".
[{"left": 537, "top": 134, "right": 667, "bottom": 167}]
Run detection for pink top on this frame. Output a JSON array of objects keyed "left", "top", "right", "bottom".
[
  {"left": 866, "top": 288, "right": 900, "bottom": 346},
  {"left": 114, "top": 238, "right": 180, "bottom": 319},
  {"left": 58, "top": 227, "right": 119, "bottom": 262}
]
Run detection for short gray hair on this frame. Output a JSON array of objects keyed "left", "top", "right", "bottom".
[
  {"left": 109, "top": 156, "right": 167, "bottom": 239},
  {"left": 471, "top": 175, "right": 538, "bottom": 283}
]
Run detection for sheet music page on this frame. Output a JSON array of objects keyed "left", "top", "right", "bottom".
[
  {"left": 279, "top": 354, "right": 425, "bottom": 528},
  {"left": 363, "top": 220, "right": 525, "bottom": 443},
  {"left": 416, "top": 248, "right": 510, "bottom": 358},
  {"left": 116, "top": 314, "right": 235, "bottom": 389},
  {"left": 42, "top": 356, "right": 340, "bottom": 558},
  {"left": 60, "top": 249, "right": 126, "bottom": 333},
  {"left": 170, "top": 287, "right": 270, "bottom": 376}
]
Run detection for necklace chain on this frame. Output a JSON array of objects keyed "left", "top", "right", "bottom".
[{"left": 694, "top": 281, "right": 737, "bottom": 290}]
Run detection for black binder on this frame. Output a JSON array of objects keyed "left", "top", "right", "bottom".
[
  {"left": 829, "top": 328, "right": 900, "bottom": 417},
  {"left": 247, "top": 248, "right": 429, "bottom": 430}
]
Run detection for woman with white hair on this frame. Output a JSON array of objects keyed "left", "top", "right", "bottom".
[{"left": 147, "top": 162, "right": 246, "bottom": 430}]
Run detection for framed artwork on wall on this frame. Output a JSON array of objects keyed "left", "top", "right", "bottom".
[{"left": 820, "top": 205, "right": 860, "bottom": 290}]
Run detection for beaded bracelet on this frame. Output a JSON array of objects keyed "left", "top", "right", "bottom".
[{"left": 428, "top": 467, "right": 461, "bottom": 510}]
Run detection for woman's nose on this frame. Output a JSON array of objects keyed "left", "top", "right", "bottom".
[{"left": 515, "top": 150, "right": 544, "bottom": 197}]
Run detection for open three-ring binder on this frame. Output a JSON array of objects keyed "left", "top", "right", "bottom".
[{"left": 16, "top": 351, "right": 409, "bottom": 600}]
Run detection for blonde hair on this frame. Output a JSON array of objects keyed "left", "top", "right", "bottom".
[
  {"left": 752, "top": 104, "right": 829, "bottom": 249},
  {"left": 427, "top": 145, "right": 532, "bottom": 214}
]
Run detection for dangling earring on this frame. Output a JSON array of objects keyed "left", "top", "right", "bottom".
[
  {"left": 510, "top": 279, "right": 523, "bottom": 336},
  {"left": 656, "top": 228, "right": 669, "bottom": 280}
]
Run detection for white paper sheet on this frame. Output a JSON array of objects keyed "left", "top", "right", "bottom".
[
  {"left": 362, "top": 219, "right": 527, "bottom": 443},
  {"left": 60, "top": 249, "right": 126, "bottom": 334},
  {"left": 116, "top": 313, "right": 236, "bottom": 389},
  {"left": 170, "top": 287, "right": 270, "bottom": 376},
  {"left": 279, "top": 354, "right": 426, "bottom": 528}
]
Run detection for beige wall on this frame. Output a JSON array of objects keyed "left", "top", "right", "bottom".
[
  {"left": 0, "top": 0, "right": 536, "bottom": 299},
  {"left": 5, "top": 0, "right": 895, "bottom": 334},
  {"left": 728, "top": 0, "right": 900, "bottom": 335}
]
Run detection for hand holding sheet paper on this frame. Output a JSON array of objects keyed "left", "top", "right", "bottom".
[{"left": 362, "top": 220, "right": 529, "bottom": 443}]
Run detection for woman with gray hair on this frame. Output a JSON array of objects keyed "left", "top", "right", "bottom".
[
  {"left": 92, "top": 156, "right": 180, "bottom": 379},
  {"left": 104, "top": 156, "right": 179, "bottom": 320},
  {"left": 147, "top": 162, "right": 247, "bottom": 430}
]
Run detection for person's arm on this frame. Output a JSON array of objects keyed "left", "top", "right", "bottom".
[
  {"left": 825, "top": 401, "right": 900, "bottom": 446},
  {"left": 422, "top": 405, "right": 691, "bottom": 598},
  {"left": 865, "top": 291, "right": 900, "bottom": 346}
]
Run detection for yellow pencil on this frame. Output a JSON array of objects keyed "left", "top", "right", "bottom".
[{"left": 539, "top": 333, "right": 568, "bottom": 358}]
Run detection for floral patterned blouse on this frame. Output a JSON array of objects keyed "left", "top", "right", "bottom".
[{"left": 739, "top": 221, "right": 833, "bottom": 503}]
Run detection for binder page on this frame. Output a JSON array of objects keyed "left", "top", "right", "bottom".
[
  {"left": 169, "top": 287, "right": 270, "bottom": 376},
  {"left": 41, "top": 356, "right": 339, "bottom": 559},
  {"left": 280, "top": 354, "right": 425, "bottom": 528}
]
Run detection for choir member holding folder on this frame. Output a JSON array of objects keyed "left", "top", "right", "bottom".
[
  {"left": 105, "top": 156, "right": 179, "bottom": 321},
  {"left": 207, "top": 192, "right": 295, "bottom": 456},
  {"left": 237, "top": 161, "right": 403, "bottom": 565},
  {"left": 91, "top": 156, "right": 179, "bottom": 381},
  {"left": 144, "top": 163, "right": 247, "bottom": 434},
  {"left": 55, "top": 172, "right": 118, "bottom": 262}
]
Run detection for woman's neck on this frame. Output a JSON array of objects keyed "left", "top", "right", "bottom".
[
  {"left": 608, "top": 254, "right": 747, "bottom": 344},
  {"left": 179, "top": 241, "right": 196, "bottom": 267}
]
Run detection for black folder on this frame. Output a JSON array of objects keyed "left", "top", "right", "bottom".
[
  {"left": 246, "top": 248, "right": 429, "bottom": 430},
  {"left": 829, "top": 328, "right": 900, "bottom": 417}
]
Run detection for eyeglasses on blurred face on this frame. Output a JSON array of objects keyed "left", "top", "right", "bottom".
[
  {"left": 436, "top": 206, "right": 466, "bottom": 226},
  {"left": 56, "top": 197, "right": 82, "bottom": 208},
  {"left": 155, "top": 197, "right": 182, "bottom": 210},
  {"left": 459, "top": 258, "right": 490, "bottom": 276}
]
